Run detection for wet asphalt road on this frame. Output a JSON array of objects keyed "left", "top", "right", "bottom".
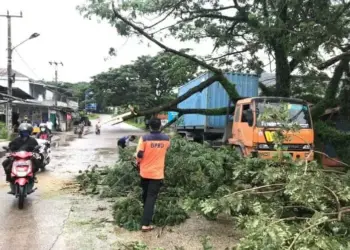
[{"left": 0, "top": 116, "right": 144, "bottom": 250}]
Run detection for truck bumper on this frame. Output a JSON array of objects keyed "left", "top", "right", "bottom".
[{"left": 256, "top": 150, "right": 314, "bottom": 161}]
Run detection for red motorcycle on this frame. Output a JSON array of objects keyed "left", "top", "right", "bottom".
[
  {"left": 39, "top": 133, "right": 49, "bottom": 140},
  {"left": 3, "top": 146, "right": 40, "bottom": 209}
]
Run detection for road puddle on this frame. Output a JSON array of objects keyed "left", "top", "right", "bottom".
[{"left": 51, "top": 134, "right": 75, "bottom": 148}]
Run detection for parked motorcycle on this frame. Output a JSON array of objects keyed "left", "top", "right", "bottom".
[
  {"left": 3, "top": 145, "right": 41, "bottom": 209},
  {"left": 36, "top": 137, "right": 52, "bottom": 170}
]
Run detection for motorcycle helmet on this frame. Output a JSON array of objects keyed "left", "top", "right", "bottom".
[
  {"left": 18, "top": 123, "right": 33, "bottom": 138},
  {"left": 39, "top": 123, "right": 47, "bottom": 132}
]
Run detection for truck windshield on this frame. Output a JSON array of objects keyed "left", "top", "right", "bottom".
[{"left": 256, "top": 101, "right": 311, "bottom": 128}]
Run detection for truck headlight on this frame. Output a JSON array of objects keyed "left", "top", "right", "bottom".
[{"left": 258, "top": 144, "right": 270, "bottom": 149}]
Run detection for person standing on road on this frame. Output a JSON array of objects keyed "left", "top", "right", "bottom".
[
  {"left": 117, "top": 135, "right": 136, "bottom": 149},
  {"left": 46, "top": 120, "right": 53, "bottom": 134},
  {"left": 135, "top": 118, "right": 170, "bottom": 232}
]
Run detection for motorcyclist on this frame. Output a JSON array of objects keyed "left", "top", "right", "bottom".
[
  {"left": 95, "top": 121, "right": 101, "bottom": 132},
  {"left": 79, "top": 121, "right": 85, "bottom": 130},
  {"left": 36, "top": 123, "right": 51, "bottom": 140},
  {"left": 77, "top": 121, "right": 85, "bottom": 136},
  {"left": 2, "top": 123, "right": 41, "bottom": 190},
  {"left": 21, "top": 115, "right": 31, "bottom": 124}
]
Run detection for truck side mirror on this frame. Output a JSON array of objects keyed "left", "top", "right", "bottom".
[{"left": 245, "top": 109, "right": 254, "bottom": 126}]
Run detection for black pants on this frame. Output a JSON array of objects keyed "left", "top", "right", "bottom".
[
  {"left": 140, "top": 178, "right": 162, "bottom": 226},
  {"left": 117, "top": 140, "right": 126, "bottom": 148}
]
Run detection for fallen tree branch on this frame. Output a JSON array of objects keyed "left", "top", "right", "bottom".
[
  {"left": 287, "top": 218, "right": 337, "bottom": 250},
  {"left": 110, "top": 2, "right": 244, "bottom": 125},
  {"left": 160, "top": 113, "right": 183, "bottom": 131},
  {"left": 165, "top": 107, "right": 234, "bottom": 115},
  {"left": 317, "top": 51, "right": 350, "bottom": 70},
  {"left": 312, "top": 58, "right": 349, "bottom": 118},
  {"left": 313, "top": 150, "right": 349, "bottom": 167},
  {"left": 254, "top": 188, "right": 285, "bottom": 194},
  {"left": 110, "top": 74, "right": 222, "bottom": 124},
  {"left": 224, "top": 184, "right": 286, "bottom": 198},
  {"left": 319, "top": 185, "right": 341, "bottom": 221}
]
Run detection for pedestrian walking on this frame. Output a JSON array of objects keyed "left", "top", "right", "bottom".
[{"left": 135, "top": 118, "right": 170, "bottom": 232}]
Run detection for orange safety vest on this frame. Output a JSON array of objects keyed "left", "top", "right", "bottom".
[{"left": 136, "top": 131, "right": 170, "bottom": 179}]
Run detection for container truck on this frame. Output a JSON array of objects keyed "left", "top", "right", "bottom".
[
  {"left": 172, "top": 72, "right": 259, "bottom": 143},
  {"left": 170, "top": 72, "right": 314, "bottom": 161}
]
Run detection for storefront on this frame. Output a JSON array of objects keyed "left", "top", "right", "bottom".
[
  {"left": 49, "top": 107, "right": 75, "bottom": 132},
  {"left": 13, "top": 102, "right": 50, "bottom": 125}
]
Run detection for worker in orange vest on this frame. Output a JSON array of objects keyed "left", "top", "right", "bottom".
[{"left": 135, "top": 118, "right": 170, "bottom": 232}]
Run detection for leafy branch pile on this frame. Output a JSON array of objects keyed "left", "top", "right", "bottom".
[
  {"left": 77, "top": 138, "right": 240, "bottom": 230},
  {"left": 77, "top": 136, "right": 350, "bottom": 249},
  {"left": 198, "top": 159, "right": 350, "bottom": 249}
]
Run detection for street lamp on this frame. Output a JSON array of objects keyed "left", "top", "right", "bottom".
[
  {"left": 6, "top": 32, "right": 40, "bottom": 136},
  {"left": 12, "top": 32, "right": 40, "bottom": 51}
]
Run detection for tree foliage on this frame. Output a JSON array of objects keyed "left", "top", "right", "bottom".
[
  {"left": 78, "top": 0, "right": 350, "bottom": 98},
  {"left": 48, "top": 81, "right": 91, "bottom": 109},
  {"left": 89, "top": 51, "right": 198, "bottom": 109},
  {"left": 77, "top": 136, "right": 350, "bottom": 249}
]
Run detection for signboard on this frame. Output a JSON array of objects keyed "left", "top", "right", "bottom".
[
  {"left": 57, "top": 101, "right": 68, "bottom": 107},
  {"left": 85, "top": 103, "right": 97, "bottom": 111},
  {"left": 67, "top": 100, "right": 79, "bottom": 110}
]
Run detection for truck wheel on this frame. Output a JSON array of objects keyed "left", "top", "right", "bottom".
[{"left": 235, "top": 146, "right": 243, "bottom": 158}]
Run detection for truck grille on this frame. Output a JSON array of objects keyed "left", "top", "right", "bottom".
[{"left": 258, "top": 144, "right": 309, "bottom": 151}]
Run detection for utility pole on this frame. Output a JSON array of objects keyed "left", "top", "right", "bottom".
[
  {"left": 0, "top": 11, "right": 23, "bottom": 136},
  {"left": 49, "top": 61, "right": 63, "bottom": 83}
]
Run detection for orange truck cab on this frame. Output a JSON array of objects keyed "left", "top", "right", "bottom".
[{"left": 228, "top": 97, "right": 314, "bottom": 161}]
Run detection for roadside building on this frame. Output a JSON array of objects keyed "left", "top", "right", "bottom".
[{"left": 0, "top": 68, "right": 78, "bottom": 132}]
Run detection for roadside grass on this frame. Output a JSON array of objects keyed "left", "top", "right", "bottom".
[
  {"left": 0, "top": 122, "right": 9, "bottom": 140},
  {"left": 125, "top": 120, "right": 145, "bottom": 130},
  {"left": 87, "top": 113, "right": 100, "bottom": 120}
]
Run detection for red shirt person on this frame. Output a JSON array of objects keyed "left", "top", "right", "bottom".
[{"left": 136, "top": 118, "right": 170, "bottom": 232}]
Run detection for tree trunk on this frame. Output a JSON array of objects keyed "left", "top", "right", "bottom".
[
  {"left": 273, "top": 42, "right": 291, "bottom": 97},
  {"left": 339, "top": 59, "right": 350, "bottom": 118},
  {"left": 312, "top": 58, "right": 349, "bottom": 119}
]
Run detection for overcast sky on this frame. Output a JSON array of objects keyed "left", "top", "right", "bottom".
[{"left": 0, "top": 0, "right": 274, "bottom": 83}]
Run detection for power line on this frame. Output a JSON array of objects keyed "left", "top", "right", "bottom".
[{"left": 13, "top": 49, "right": 40, "bottom": 79}]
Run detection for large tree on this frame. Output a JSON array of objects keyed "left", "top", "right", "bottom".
[{"left": 78, "top": 0, "right": 350, "bottom": 97}]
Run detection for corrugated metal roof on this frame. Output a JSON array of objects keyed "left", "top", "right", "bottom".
[
  {"left": 0, "top": 86, "right": 34, "bottom": 99},
  {"left": 0, "top": 68, "right": 30, "bottom": 79}
]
